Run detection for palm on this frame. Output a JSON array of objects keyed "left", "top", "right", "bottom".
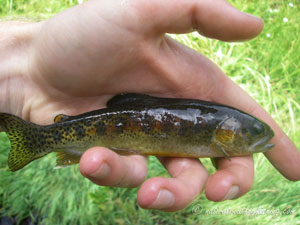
[{"left": 28, "top": 0, "right": 219, "bottom": 125}]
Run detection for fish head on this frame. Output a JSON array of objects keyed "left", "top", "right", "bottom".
[
  {"left": 213, "top": 115, "right": 274, "bottom": 156},
  {"left": 238, "top": 117, "right": 275, "bottom": 153}
]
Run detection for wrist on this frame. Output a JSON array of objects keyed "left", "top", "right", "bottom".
[{"left": 0, "top": 21, "right": 42, "bottom": 117}]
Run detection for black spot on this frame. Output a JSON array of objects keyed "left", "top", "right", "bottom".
[
  {"left": 52, "top": 130, "right": 62, "bottom": 141},
  {"left": 115, "top": 116, "right": 127, "bottom": 125},
  {"left": 192, "top": 124, "right": 202, "bottom": 134},
  {"left": 83, "top": 119, "right": 92, "bottom": 126},
  {"left": 141, "top": 123, "right": 151, "bottom": 134},
  {"left": 178, "top": 121, "right": 190, "bottom": 136},
  {"left": 63, "top": 126, "right": 72, "bottom": 133},
  {"left": 96, "top": 121, "right": 106, "bottom": 136},
  {"left": 75, "top": 125, "right": 86, "bottom": 139},
  {"left": 114, "top": 122, "right": 124, "bottom": 134}
]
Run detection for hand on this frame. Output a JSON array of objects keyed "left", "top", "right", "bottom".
[{"left": 1, "top": 0, "right": 299, "bottom": 212}]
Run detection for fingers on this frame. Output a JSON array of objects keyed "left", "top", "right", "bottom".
[
  {"left": 79, "top": 147, "right": 148, "bottom": 187},
  {"left": 263, "top": 133, "right": 300, "bottom": 181},
  {"left": 206, "top": 156, "right": 254, "bottom": 201},
  {"left": 137, "top": 158, "right": 208, "bottom": 211},
  {"left": 80, "top": 148, "right": 209, "bottom": 211},
  {"left": 134, "top": 0, "right": 263, "bottom": 41}
]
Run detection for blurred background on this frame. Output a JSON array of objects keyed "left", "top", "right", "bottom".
[{"left": 0, "top": 0, "right": 299, "bottom": 224}]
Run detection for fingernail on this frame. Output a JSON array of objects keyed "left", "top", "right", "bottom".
[
  {"left": 222, "top": 185, "right": 239, "bottom": 201},
  {"left": 90, "top": 162, "right": 110, "bottom": 179},
  {"left": 149, "top": 189, "right": 175, "bottom": 209}
]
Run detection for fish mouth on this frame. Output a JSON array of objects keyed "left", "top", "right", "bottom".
[{"left": 249, "top": 135, "right": 274, "bottom": 153}]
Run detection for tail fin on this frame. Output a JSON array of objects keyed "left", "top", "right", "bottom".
[{"left": 0, "top": 113, "right": 48, "bottom": 171}]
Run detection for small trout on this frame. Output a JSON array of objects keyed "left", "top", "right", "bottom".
[{"left": 0, "top": 93, "right": 274, "bottom": 171}]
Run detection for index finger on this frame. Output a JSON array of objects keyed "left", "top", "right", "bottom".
[
  {"left": 215, "top": 76, "right": 300, "bottom": 181},
  {"left": 160, "top": 36, "right": 300, "bottom": 181},
  {"left": 133, "top": 0, "right": 263, "bottom": 41}
]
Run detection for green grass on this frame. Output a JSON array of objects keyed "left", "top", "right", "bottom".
[
  {"left": 0, "top": 0, "right": 299, "bottom": 224},
  {"left": 0, "top": 0, "right": 80, "bottom": 19}
]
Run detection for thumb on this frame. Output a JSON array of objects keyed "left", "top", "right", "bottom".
[{"left": 137, "top": 0, "right": 263, "bottom": 41}]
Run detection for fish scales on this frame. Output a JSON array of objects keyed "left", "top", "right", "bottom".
[{"left": 0, "top": 93, "right": 275, "bottom": 171}]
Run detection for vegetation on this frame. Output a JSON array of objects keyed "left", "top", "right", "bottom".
[{"left": 0, "top": 0, "right": 299, "bottom": 224}]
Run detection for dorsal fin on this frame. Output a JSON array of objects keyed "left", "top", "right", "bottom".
[
  {"left": 54, "top": 114, "right": 71, "bottom": 123},
  {"left": 107, "top": 93, "right": 203, "bottom": 108},
  {"left": 106, "top": 93, "right": 157, "bottom": 108}
]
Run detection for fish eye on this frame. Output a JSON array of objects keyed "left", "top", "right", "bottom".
[
  {"left": 241, "top": 128, "right": 251, "bottom": 139},
  {"left": 241, "top": 123, "right": 264, "bottom": 139},
  {"left": 252, "top": 123, "right": 265, "bottom": 135}
]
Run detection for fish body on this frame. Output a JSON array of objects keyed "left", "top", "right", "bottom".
[{"left": 0, "top": 93, "right": 274, "bottom": 171}]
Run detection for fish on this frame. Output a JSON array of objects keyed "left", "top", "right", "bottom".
[{"left": 0, "top": 93, "right": 275, "bottom": 172}]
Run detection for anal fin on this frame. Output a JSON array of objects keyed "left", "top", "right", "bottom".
[
  {"left": 110, "top": 147, "right": 142, "bottom": 156},
  {"left": 56, "top": 151, "right": 82, "bottom": 167}
]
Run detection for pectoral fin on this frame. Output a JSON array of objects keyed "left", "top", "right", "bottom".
[
  {"left": 218, "top": 146, "right": 231, "bottom": 161},
  {"left": 211, "top": 143, "right": 231, "bottom": 161}
]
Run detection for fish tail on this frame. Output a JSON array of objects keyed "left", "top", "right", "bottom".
[{"left": 0, "top": 113, "right": 48, "bottom": 171}]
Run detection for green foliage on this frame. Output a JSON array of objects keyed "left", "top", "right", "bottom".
[
  {"left": 0, "top": 0, "right": 299, "bottom": 225},
  {"left": 0, "top": 0, "right": 81, "bottom": 19}
]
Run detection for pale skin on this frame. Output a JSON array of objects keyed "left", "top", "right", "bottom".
[{"left": 0, "top": 0, "right": 299, "bottom": 212}]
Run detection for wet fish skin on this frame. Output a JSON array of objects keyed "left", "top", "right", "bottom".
[{"left": 0, "top": 93, "right": 274, "bottom": 171}]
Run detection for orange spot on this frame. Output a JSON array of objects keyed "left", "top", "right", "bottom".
[
  {"left": 86, "top": 127, "right": 97, "bottom": 135},
  {"left": 125, "top": 120, "right": 141, "bottom": 131},
  {"left": 54, "top": 115, "right": 65, "bottom": 123},
  {"left": 151, "top": 120, "right": 163, "bottom": 131}
]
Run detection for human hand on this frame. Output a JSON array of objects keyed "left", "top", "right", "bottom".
[{"left": 1, "top": 0, "right": 299, "bottom": 212}]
